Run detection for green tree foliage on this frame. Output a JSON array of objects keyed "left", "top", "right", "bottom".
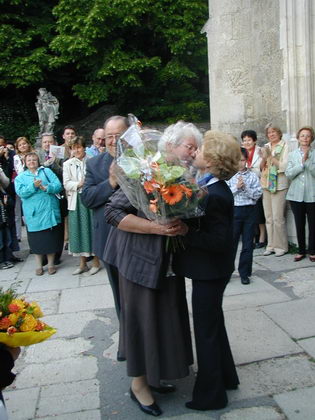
[
  {"left": 50, "top": 0, "right": 209, "bottom": 121},
  {"left": 0, "top": 0, "right": 209, "bottom": 123},
  {"left": 0, "top": 0, "right": 57, "bottom": 87}
]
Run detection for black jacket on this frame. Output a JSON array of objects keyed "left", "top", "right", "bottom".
[{"left": 173, "top": 180, "right": 235, "bottom": 281}]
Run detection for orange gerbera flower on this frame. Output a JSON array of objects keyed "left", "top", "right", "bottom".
[
  {"left": 179, "top": 184, "right": 193, "bottom": 198},
  {"left": 144, "top": 180, "right": 160, "bottom": 194},
  {"left": 161, "top": 185, "right": 184, "bottom": 205}
]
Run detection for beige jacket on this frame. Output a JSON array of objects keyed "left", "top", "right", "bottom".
[
  {"left": 248, "top": 145, "right": 262, "bottom": 178},
  {"left": 63, "top": 156, "right": 89, "bottom": 211}
]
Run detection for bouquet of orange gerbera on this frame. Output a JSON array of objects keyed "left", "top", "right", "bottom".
[
  {"left": 0, "top": 284, "right": 56, "bottom": 347},
  {"left": 115, "top": 125, "right": 204, "bottom": 230}
]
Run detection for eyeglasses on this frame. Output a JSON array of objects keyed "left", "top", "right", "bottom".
[
  {"left": 105, "top": 133, "right": 122, "bottom": 141},
  {"left": 181, "top": 143, "right": 197, "bottom": 152}
]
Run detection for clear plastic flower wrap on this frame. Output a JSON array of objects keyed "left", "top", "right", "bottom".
[{"left": 114, "top": 124, "right": 204, "bottom": 225}]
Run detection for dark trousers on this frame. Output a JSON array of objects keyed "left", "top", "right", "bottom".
[
  {"left": 232, "top": 205, "right": 257, "bottom": 278},
  {"left": 191, "top": 278, "right": 239, "bottom": 409},
  {"left": 103, "top": 261, "right": 120, "bottom": 318},
  {"left": 0, "top": 226, "right": 12, "bottom": 263},
  {"left": 290, "top": 201, "right": 315, "bottom": 255}
]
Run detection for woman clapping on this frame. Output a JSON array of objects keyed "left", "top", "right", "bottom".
[
  {"left": 14, "top": 153, "right": 63, "bottom": 275},
  {"left": 286, "top": 126, "right": 315, "bottom": 262}
]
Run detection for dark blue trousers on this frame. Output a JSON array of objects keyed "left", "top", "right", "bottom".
[{"left": 232, "top": 205, "right": 257, "bottom": 278}]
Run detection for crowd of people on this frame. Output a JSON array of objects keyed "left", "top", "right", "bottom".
[{"left": 1, "top": 117, "right": 315, "bottom": 416}]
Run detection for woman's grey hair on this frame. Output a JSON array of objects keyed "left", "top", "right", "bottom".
[
  {"left": 264, "top": 123, "right": 283, "bottom": 139},
  {"left": 158, "top": 121, "right": 202, "bottom": 152}
]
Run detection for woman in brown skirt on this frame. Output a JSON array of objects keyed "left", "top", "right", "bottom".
[
  {"left": 103, "top": 122, "right": 204, "bottom": 416},
  {"left": 104, "top": 187, "right": 193, "bottom": 416}
]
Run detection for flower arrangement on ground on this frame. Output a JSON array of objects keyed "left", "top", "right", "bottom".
[
  {"left": 0, "top": 285, "right": 56, "bottom": 347},
  {"left": 114, "top": 125, "right": 204, "bottom": 251}
]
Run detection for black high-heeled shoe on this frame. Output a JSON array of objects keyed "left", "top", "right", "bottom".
[
  {"left": 150, "top": 383, "right": 176, "bottom": 394},
  {"left": 130, "top": 388, "right": 162, "bottom": 417}
]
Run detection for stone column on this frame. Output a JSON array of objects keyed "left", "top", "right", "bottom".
[
  {"left": 280, "top": 0, "right": 315, "bottom": 136},
  {"left": 204, "top": 0, "right": 285, "bottom": 141}
]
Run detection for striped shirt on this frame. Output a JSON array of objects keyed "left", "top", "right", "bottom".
[{"left": 226, "top": 169, "right": 262, "bottom": 206}]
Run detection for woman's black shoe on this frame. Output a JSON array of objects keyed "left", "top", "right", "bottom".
[
  {"left": 130, "top": 388, "right": 162, "bottom": 417},
  {"left": 255, "top": 242, "right": 266, "bottom": 249},
  {"left": 150, "top": 383, "right": 176, "bottom": 394}
]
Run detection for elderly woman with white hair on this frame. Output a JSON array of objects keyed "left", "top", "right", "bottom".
[
  {"left": 158, "top": 121, "right": 203, "bottom": 167},
  {"left": 103, "top": 122, "right": 202, "bottom": 417}
]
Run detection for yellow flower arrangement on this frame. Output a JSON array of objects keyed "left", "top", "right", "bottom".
[{"left": 0, "top": 285, "right": 56, "bottom": 347}]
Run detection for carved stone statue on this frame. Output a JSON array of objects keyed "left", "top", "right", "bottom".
[{"left": 35, "top": 88, "right": 59, "bottom": 139}]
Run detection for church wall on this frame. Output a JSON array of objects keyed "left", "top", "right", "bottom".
[{"left": 206, "top": 0, "right": 286, "bottom": 143}]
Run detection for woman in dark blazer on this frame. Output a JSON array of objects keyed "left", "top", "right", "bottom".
[{"left": 174, "top": 130, "right": 241, "bottom": 411}]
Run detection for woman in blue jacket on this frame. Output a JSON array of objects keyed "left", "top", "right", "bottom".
[{"left": 15, "top": 152, "right": 63, "bottom": 275}]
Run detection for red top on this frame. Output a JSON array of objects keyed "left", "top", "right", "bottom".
[{"left": 247, "top": 146, "right": 255, "bottom": 168}]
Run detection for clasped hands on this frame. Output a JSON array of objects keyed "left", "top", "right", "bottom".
[
  {"left": 154, "top": 219, "right": 188, "bottom": 237},
  {"left": 34, "top": 179, "right": 47, "bottom": 191}
]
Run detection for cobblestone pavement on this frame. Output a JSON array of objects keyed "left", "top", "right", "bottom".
[{"left": 2, "top": 229, "right": 315, "bottom": 420}]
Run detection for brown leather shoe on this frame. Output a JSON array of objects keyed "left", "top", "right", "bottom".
[
  {"left": 36, "top": 268, "right": 44, "bottom": 276},
  {"left": 309, "top": 256, "right": 315, "bottom": 262},
  {"left": 48, "top": 267, "right": 56, "bottom": 275}
]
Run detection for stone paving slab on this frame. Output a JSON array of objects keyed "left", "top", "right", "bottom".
[
  {"left": 24, "top": 337, "right": 93, "bottom": 363},
  {"left": 274, "top": 386, "right": 315, "bottom": 420},
  {"left": 42, "top": 311, "right": 112, "bottom": 338},
  {"left": 80, "top": 268, "right": 109, "bottom": 286},
  {"left": 37, "top": 379, "right": 100, "bottom": 417},
  {"left": 254, "top": 253, "right": 315, "bottom": 272},
  {"left": 103, "top": 331, "right": 119, "bottom": 360},
  {"left": 27, "top": 274, "right": 79, "bottom": 292},
  {"left": 24, "top": 290, "right": 60, "bottom": 315},
  {"left": 14, "top": 357, "right": 98, "bottom": 388},
  {"left": 221, "top": 406, "right": 285, "bottom": 420},
  {"left": 223, "top": 288, "right": 291, "bottom": 311},
  {"left": 0, "top": 278, "right": 30, "bottom": 293},
  {"left": 0, "top": 265, "right": 20, "bottom": 282},
  {"left": 224, "top": 308, "right": 301, "bottom": 365},
  {"left": 59, "top": 284, "right": 115, "bottom": 313},
  {"left": 263, "top": 297, "right": 315, "bottom": 339},
  {"left": 39, "top": 410, "right": 101, "bottom": 420},
  {"left": 225, "top": 275, "right": 278, "bottom": 296},
  {"left": 4, "top": 387, "right": 40, "bottom": 420},
  {"left": 297, "top": 337, "right": 315, "bottom": 359},
  {"left": 229, "top": 354, "right": 315, "bottom": 402},
  {"left": 273, "top": 267, "right": 315, "bottom": 298}
]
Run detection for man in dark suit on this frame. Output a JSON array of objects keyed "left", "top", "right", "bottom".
[{"left": 81, "top": 116, "right": 129, "bottom": 318}]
